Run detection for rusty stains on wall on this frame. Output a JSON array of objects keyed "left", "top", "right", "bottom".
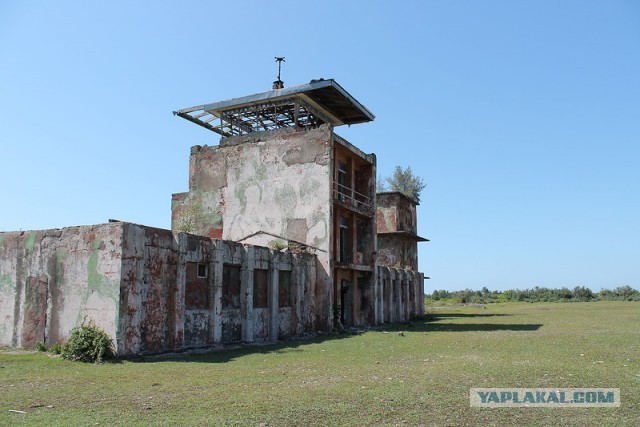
[
  {"left": 0, "top": 224, "right": 124, "bottom": 350},
  {"left": 1, "top": 222, "right": 322, "bottom": 356}
]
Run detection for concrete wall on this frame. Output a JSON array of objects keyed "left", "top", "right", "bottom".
[
  {"left": 172, "top": 125, "right": 334, "bottom": 330},
  {"left": 376, "top": 192, "right": 421, "bottom": 271},
  {"left": 377, "top": 235, "right": 419, "bottom": 271},
  {"left": 118, "top": 224, "right": 320, "bottom": 355},
  {"left": 0, "top": 224, "right": 123, "bottom": 349},
  {"left": 377, "top": 192, "right": 417, "bottom": 234},
  {"left": 118, "top": 224, "right": 182, "bottom": 355},
  {"left": 1, "top": 222, "right": 320, "bottom": 356}
]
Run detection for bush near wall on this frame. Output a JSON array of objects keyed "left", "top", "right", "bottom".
[{"left": 62, "top": 320, "right": 115, "bottom": 363}]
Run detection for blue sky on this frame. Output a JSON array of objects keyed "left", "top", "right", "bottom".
[{"left": 1, "top": 1, "right": 638, "bottom": 292}]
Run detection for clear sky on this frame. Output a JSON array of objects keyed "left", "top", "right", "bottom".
[{"left": 1, "top": 1, "right": 639, "bottom": 292}]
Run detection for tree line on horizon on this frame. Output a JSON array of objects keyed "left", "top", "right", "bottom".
[{"left": 428, "top": 285, "right": 640, "bottom": 304}]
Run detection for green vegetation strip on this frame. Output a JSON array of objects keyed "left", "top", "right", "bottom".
[{"left": 1, "top": 302, "right": 638, "bottom": 426}]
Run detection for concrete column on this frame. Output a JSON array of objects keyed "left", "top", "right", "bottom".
[
  {"left": 399, "top": 270, "right": 407, "bottom": 321},
  {"left": 175, "top": 233, "right": 187, "bottom": 350},
  {"left": 384, "top": 269, "right": 391, "bottom": 323},
  {"left": 376, "top": 268, "right": 383, "bottom": 324},
  {"left": 300, "top": 256, "right": 315, "bottom": 331},
  {"left": 394, "top": 269, "right": 402, "bottom": 322},
  {"left": 413, "top": 271, "right": 421, "bottom": 317},
  {"left": 291, "top": 255, "right": 303, "bottom": 335},
  {"left": 268, "top": 262, "right": 279, "bottom": 342},
  {"left": 241, "top": 247, "right": 255, "bottom": 343},
  {"left": 418, "top": 272, "right": 425, "bottom": 316},
  {"left": 212, "top": 242, "right": 223, "bottom": 344}
]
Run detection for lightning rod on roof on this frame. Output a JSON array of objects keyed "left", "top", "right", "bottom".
[{"left": 273, "top": 57, "right": 285, "bottom": 89}]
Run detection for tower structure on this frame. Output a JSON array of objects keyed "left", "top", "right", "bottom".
[{"left": 172, "top": 79, "right": 378, "bottom": 329}]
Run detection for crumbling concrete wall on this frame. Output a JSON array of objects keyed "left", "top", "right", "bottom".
[
  {"left": 117, "top": 224, "right": 319, "bottom": 355},
  {"left": 376, "top": 192, "right": 421, "bottom": 271},
  {"left": 377, "top": 236, "right": 419, "bottom": 271},
  {"left": 0, "top": 224, "right": 123, "bottom": 349},
  {"left": 1, "top": 222, "right": 320, "bottom": 356},
  {"left": 118, "top": 224, "right": 183, "bottom": 355},
  {"left": 172, "top": 125, "right": 334, "bottom": 331}
]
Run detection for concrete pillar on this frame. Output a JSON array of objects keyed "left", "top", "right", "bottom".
[
  {"left": 212, "top": 242, "right": 223, "bottom": 344},
  {"left": 418, "top": 272, "right": 425, "bottom": 316},
  {"left": 268, "top": 262, "right": 279, "bottom": 342},
  {"left": 175, "top": 233, "right": 187, "bottom": 350},
  {"left": 376, "top": 268, "right": 384, "bottom": 324},
  {"left": 394, "top": 269, "right": 402, "bottom": 322},
  {"left": 291, "top": 255, "right": 303, "bottom": 335},
  {"left": 303, "top": 256, "right": 316, "bottom": 331},
  {"left": 384, "top": 269, "right": 391, "bottom": 323},
  {"left": 399, "top": 270, "right": 408, "bottom": 321},
  {"left": 241, "top": 247, "right": 255, "bottom": 343}
]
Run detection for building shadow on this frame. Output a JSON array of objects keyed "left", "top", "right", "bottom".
[
  {"left": 126, "top": 316, "right": 542, "bottom": 364},
  {"left": 382, "top": 320, "right": 541, "bottom": 333},
  {"left": 430, "top": 313, "right": 513, "bottom": 318},
  {"left": 126, "top": 332, "right": 354, "bottom": 365}
]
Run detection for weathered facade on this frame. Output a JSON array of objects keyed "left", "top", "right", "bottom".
[
  {"left": 0, "top": 222, "right": 317, "bottom": 355},
  {"left": 376, "top": 192, "right": 428, "bottom": 271},
  {"left": 0, "top": 78, "right": 427, "bottom": 355},
  {"left": 172, "top": 80, "right": 380, "bottom": 330}
]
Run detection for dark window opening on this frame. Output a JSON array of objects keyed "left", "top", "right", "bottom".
[
  {"left": 222, "top": 264, "right": 241, "bottom": 309},
  {"left": 197, "top": 263, "right": 208, "bottom": 278},
  {"left": 337, "top": 161, "right": 350, "bottom": 200},
  {"left": 339, "top": 216, "right": 351, "bottom": 263},
  {"left": 253, "top": 269, "right": 268, "bottom": 308},
  {"left": 359, "top": 274, "right": 371, "bottom": 313},
  {"left": 278, "top": 270, "right": 292, "bottom": 307},
  {"left": 356, "top": 219, "right": 371, "bottom": 264}
]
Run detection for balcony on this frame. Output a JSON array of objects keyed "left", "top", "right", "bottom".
[{"left": 333, "top": 181, "right": 374, "bottom": 217}]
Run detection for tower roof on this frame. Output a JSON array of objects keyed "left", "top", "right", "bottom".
[{"left": 174, "top": 79, "right": 375, "bottom": 137}]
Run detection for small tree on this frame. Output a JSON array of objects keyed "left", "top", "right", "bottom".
[
  {"left": 175, "top": 201, "right": 205, "bottom": 234},
  {"left": 62, "top": 319, "right": 114, "bottom": 363},
  {"left": 385, "top": 166, "right": 426, "bottom": 204}
]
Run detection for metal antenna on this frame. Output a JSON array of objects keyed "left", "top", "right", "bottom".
[{"left": 273, "top": 57, "right": 285, "bottom": 89}]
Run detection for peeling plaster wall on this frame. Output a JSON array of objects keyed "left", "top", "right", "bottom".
[
  {"left": 172, "top": 126, "right": 332, "bottom": 247},
  {"left": 118, "top": 225, "right": 318, "bottom": 355},
  {"left": 0, "top": 224, "right": 123, "bottom": 349},
  {"left": 172, "top": 125, "right": 334, "bottom": 330},
  {"left": 377, "top": 235, "right": 419, "bottom": 271},
  {"left": 376, "top": 193, "right": 417, "bottom": 234},
  {"left": 376, "top": 193, "right": 421, "bottom": 271},
  {"left": 118, "top": 224, "right": 183, "bottom": 355},
  {"left": 1, "top": 222, "right": 320, "bottom": 356}
]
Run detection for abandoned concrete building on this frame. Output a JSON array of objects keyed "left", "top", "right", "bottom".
[{"left": 0, "top": 79, "right": 427, "bottom": 356}]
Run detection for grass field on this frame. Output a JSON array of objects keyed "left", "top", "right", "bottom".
[{"left": 1, "top": 302, "right": 638, "bottom": 426}]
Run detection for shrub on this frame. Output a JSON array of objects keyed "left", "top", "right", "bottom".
[
  {"left": 62, "top": 319, "right": 114, "bottom": 363},
  {"left": 35, "top": 341, "right": 47, "bottom": 352},
  {"left": 269, "top": 240, "right": 287, "bottom": 251},
  {"left": 49, "top": 342, "right": 64, "bottom": 355}
]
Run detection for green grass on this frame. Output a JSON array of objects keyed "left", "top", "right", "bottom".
[{"left": 1, "top": 302, "right": 639, "bottom": 426}]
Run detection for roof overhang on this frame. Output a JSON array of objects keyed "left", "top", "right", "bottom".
[
  {"left": 173, "top": 79, "right": 374, "bottom": 137},
  {"left": 378, "top": 230, "right": 429, "bottom": 242}
]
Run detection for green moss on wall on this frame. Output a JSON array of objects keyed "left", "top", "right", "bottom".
[
  {"left": 25, "top": 232, "right": 36, "bottom": 254},
  {"left": 0, "top": 274, "right": 14, "bottom": 294}
]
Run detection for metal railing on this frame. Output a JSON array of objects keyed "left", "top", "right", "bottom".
[{"left": 333, "top": 181, "right": 373, "bottom": 215}]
